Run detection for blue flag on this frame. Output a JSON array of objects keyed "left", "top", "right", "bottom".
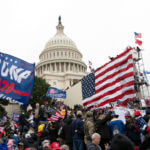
[
  {"left": 0, "top": 52, "right": 35, "bottom": 106},
  {"left": 46, "top": 87, "right": 66, "bottom": 99},
  {"left": 144, "top": 71, "right": 150, "bottom": 74}
]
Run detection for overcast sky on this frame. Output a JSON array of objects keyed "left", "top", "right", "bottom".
[{"left": 0, "top": 0, "right": 150, "bottom": 73}]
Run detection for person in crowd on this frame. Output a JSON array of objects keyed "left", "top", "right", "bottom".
[
  {"left": 134, "top": 110, "right": 147, "bottom": 131},
  {"left": 84, "top": 111, "right": 95, "bottom": 145},
  {"left": 26, "top": 105, "right": 34, "bottom": 128},
  {"left": 42, "top": 139, "right": 50, "bottom": 150},
  {"left": 57, "top": 118, "right": 65, "bottom": 145},
  {"left": 109, "top": 134, "right": 134, "bottom": 150},
  {"left": 108, "top": 112, "right": 126, "bottom": 139},
  {"left": 71, "top": 110, "right": 84, "bottom": 150},
  {"left": 19, "top": 111, "right": 29, "bottom": 135},
  {"left": 18, "top": 140, "right": 29, "bottom": 150},
  {"left": 143, "top": 108, "right": 150, "bottom": 124},
  {"left": 61, "top": 116, "right": 73, "bottom": 150},
  {"left": 95, "top": 109, "right": 112, "bottom": 150},
  {"left": 34, "top": 103, "right": 40, "bottom": 130},
  {"left": 48, "top": 122, "right": 59, "bottom": 143},
  {"left": 87, "top": 133, "right": 102, "bottom": 150},
  {"left": 140, "top": 126, "right": 150, "bottom": 150},
  {"left": 134, "top": 110, "right": 147, "bottom": 142},
  {"left": 43, "top": 102, "right": 50, "bottom": 121},
  {"left": 39, "top": 105, "right": 45, "bottom": 121},
  {"left": 125, "top": 111, "right": 141, "bottom": 147},
  {"left": 60, "top": 144, "right": 69, "bottom": 150}
]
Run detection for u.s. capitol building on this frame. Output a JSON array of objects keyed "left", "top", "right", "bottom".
[{"left": 36, "top": 17, "right": 87, "bottom": 90}]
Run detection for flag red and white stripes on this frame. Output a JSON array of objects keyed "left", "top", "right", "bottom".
[
  {"left": 82, "top": 47, "right": 136, "bottom": 109},
  {"left": 48, "top": 110, "right": 64, "bottom": 122}
]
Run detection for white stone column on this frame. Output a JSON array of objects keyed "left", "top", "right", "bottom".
[
  {"left": 77, "top": 64, "right": 79, "bottom": 72},
  {"left": 46, "top": 64, "right": 48, "bottom": 71},
  {"left": 60, "top": 62, "right": 62, "bottom": 72},
  {"left": 51, "top": 63, "right": 54, "bottom": 72},
  {"left": 49, "top": 63, "right": 51, "bottom": 71},
  {"left": 64, "top": 63, "right": 65, "bottom": 72},
  {"left": 55, "top": 63, "right": 57, "bottom": 72},
  {"left": 78, "top": 65, "right": 80, "bottom": 72},
  {"left": 62, "top": 63, "right": 64, "bottom": 72},
  {"left": 73, "top": 64, "right": 76, "bottom": 72},
  {"left": 75, "top": 64, "right": 77, "bottom": 72},
  {"left": 50, "top": 63, "right": 52, "bottom": 72},
  {"left": 72, "top": 63, "right": 74, "bottom": 72},
  {"left": 68, "top": 63, "right": 70, "bottom": 72}
]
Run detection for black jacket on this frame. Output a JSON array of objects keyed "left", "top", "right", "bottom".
[
  {"left": 95, "top": 112, "right": 112, "bottom": 139},
  {"left": 61, "top": 118, "right": 73, "bottom": 144},
  {"left": 125, "top": 122, "right": 141, "bottom": 145}
]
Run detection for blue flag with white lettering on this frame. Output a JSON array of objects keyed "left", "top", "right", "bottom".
[
  {"left": 0, "top": 52, "right": 35, "bottom": 106},
  {"left": 46, "top": 87, "right": 66, "bottom": 99}
]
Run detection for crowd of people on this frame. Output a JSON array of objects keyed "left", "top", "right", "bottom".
[{"left": 0, "top": 102, "right": 150, "bottom": 150}]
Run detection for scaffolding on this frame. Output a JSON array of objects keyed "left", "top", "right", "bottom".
[{"left": 133, "top": 46, "right": 150, "bottom": 108}]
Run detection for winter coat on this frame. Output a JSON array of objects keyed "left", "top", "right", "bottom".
[
  {"left": 84, "top": 118, "right": 94, "bottom": 137},
  {"left": 61, "top": 118, "right": 73, "bottom": 145},
  {"left": 108, "top": 118, "right": 126, "bottom": 138},
  {"left": 71, "top": 117, "right": 84, "bottom": 140}
]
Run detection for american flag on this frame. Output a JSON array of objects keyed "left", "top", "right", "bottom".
[
  {"left": 48, "top": 108, "right": 64, "bottom": 122},
  {"left": 81, "top": 47, "right": 136, "bottom": 109},
  {"left": 134, "top": 32, "right": 142, "bottom": 38}
]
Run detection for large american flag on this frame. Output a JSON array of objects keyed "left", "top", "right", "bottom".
[{"left": 81, "top": 47, "right": 136, "bottom": 109}]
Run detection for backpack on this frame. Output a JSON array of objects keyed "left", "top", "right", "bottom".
[{"left": 113, "top": 125, "right": 120, "bottom": 136}]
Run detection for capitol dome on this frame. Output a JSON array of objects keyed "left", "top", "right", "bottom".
[
  {"left": 44, "top": 23, "right": 77, "bottom": 50},
  {"left": 36, "top": 16, "right": 87, "bottom": 89}
]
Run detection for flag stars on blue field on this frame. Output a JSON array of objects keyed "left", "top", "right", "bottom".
[{"left": 81, "top": 72, "right": 95, "bottom": 100}]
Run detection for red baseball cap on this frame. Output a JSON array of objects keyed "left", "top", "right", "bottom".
[
  {"left": 50, "top": 142, "right": 60, "bottom": 150},
  {"left": 134, "top": 110, "right": 141, "bottom": 116}
]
